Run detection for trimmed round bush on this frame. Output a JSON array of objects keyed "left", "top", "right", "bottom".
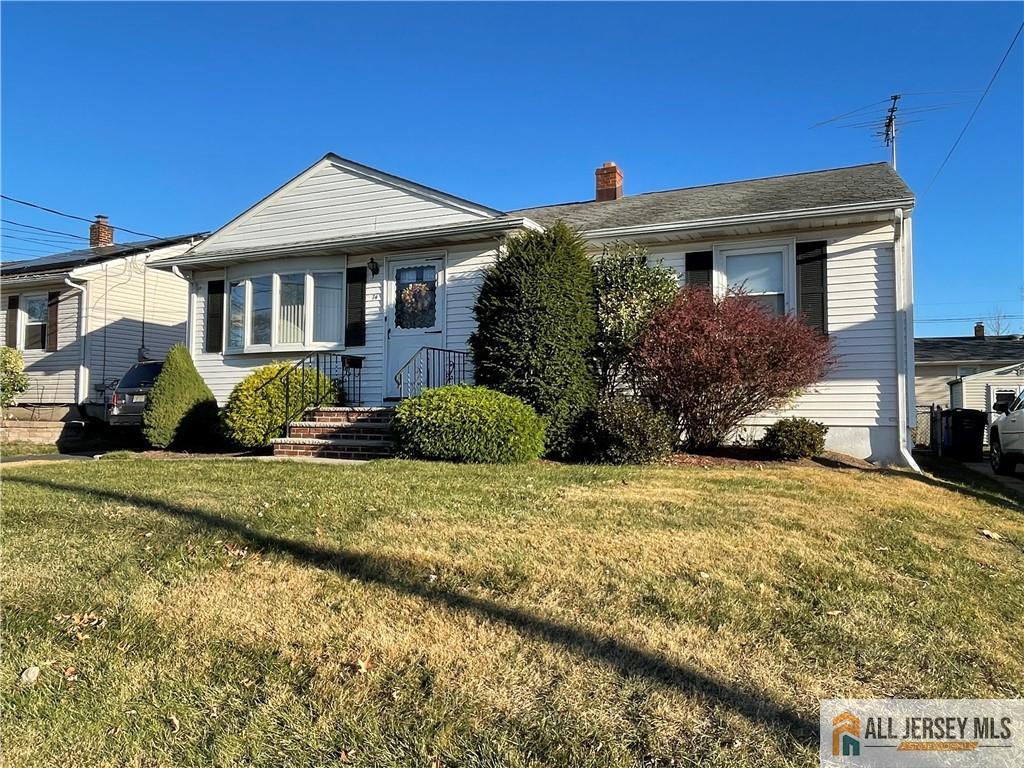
[
  {"left": 581, "top": 396, "right": 676, "bottom": 464},
  {"left": 760, "top": 417, "right": 828, "bottom": 459},
  {"left": 392, "top": 385, "right": 545, "bottom": 464},
  {"left": 142, "top": 345, "right": 219, "bottom": 449},
  {"left": 222, "top": 362, "right": 335, "bottom": 449}
]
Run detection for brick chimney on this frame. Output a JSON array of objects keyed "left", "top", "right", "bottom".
[
  {"left": 595, "top": 162, "right": 623, "bottom": 202},
  {"left": 89, "top": 214, "right": 113, "bottom": 248},
  {"left": 974, "top": 321, "right": 985, "bottom": 338}
]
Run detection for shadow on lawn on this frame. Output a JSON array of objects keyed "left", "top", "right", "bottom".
[{"left": 10, "top": 476, "right": 818, "bottom": 747}]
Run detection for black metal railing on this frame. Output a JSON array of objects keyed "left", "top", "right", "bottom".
[
  {"left": 394, "top": 347, "right": 471, "bottom": 399},
  {"left": 254, "top": 351, "right": 364, "bottom": 437}
]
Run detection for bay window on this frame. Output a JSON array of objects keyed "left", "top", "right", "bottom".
[{"left": 218, "top": 266, "right": 347, "bottom": 352}]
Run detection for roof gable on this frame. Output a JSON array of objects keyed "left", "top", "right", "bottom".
[
  {"left": 191, "top": 154, "right": 503, "bottom": 255},
  {"left": 0, "top": 233, "right": 205, "bottom": 278}
]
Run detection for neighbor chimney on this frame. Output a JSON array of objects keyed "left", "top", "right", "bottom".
[
  {"left": 974, "top": 322, "right": 985, "bottom": 339},
  {"left": 595, "top": 162, "right": 623, "bottom": 202},
  {"left": 89, "top": 214, "right": 113, "bottom": 248}
]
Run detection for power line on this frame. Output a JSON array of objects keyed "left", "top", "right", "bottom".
[
  {"left": 0, "top": 218, "right": 89, "bottom": 240},
  {"left": 0, "top": 194, "right": 161, "bottom": 239},
  {"left": 922, "top": 21, "right": 1024, "bottom": 197},
  {"left": 1, "top": 233, "right": 85, "bottom": 249}
]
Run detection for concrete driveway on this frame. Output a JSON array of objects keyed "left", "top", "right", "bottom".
[{"left": 964, "top": 460, "right": 1024, "bottom": 500}]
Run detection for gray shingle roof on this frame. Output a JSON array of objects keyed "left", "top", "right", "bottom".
[
  {"left": 512, "top": 162, "right": 913, "bottom": 231},
  {"left": 916, "top": 336, "right": 1024, "bottom": 363},
  {"left": 1, "top": 233, "right": 206, "bottom": 277}
]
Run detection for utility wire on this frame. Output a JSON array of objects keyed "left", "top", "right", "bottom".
[
  {"left": 922, "top": 22, "right": 1024, "bottom": 197},
  {"left": 1, "top": 233, "right": 87, "bottom": 249},
  {"left": 0, "top": 194, "right": 161, "bottom": 239},
  {"left": 0, "top": 218, "right": 89, "bottom": 240}
]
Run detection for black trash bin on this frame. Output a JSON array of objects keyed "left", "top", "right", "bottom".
[{"left": 940, "top": 408, "right": 987, "bottom": 462}]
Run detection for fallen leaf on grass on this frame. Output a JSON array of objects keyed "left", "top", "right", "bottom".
[
  {"left": 19, "top": 666, "right": 40, "bottom": 687},
  {"left": 168, "top": 715, "right": 180, "bottom": 733},
  {"left": 978, "top": 529, "right": 1003, "bottom": 541}
]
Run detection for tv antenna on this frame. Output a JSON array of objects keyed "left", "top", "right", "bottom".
[{"left": 883, "top": 94, "right": 900, "bottom": 169}]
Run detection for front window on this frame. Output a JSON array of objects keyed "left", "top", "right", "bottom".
[
  {"left": 276, "top": 273, "right": 305, "bottom": 345},
  {"left": 222, "top": 269, "right": 345, "bottom": 352},
  {"left": 395, "top": 265, "right": 437, "bottom": 329},
  {"left": 313, "top": 272, "right": 344, "bottom": 343},
  {"left": 23, "top": 295, "right": 47, "bottom": 350},
  {"left": 726, "top": 250, "right": 785, "bottom": 315},
  {"left": 227, "top": 280, "right": 245, "bottom": 350}
]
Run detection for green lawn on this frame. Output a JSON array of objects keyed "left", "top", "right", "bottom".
[
  {"left": 0, "top": 441, "right": 60, "bottom": 457},
  {"left": 2, "top": 457, "right": 1021, "bottom": 767}
]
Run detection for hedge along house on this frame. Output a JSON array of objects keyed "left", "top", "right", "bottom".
[
  {"left": 0, "top": 218, "right": 205, "bottom": 423},
  {"left": 155, "top": 153, "right": 917, "bottom": 464}
]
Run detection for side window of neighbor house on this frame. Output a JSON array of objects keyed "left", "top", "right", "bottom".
[
  {"left": 22, "top": 295, "right": 47, "bottom": 350},
  {"left": 227, "top": 280, "right": 245, "bottom": 350}
]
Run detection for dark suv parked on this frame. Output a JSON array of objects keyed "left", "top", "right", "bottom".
[{"left": 108, "top": 361, "right": 163, "bottom": 426}]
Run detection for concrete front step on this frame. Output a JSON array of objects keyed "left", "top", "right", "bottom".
[{"left": 271, "top": 436, "right": 395, "bottom": 461}]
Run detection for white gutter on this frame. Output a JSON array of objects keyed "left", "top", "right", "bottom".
[
  {"left": 580, "top": 198, "right": 916, "bottom": 239},
  {"left": 892, "top": 207, "right": 921, "bottom": 472},
  {"left": 63, "top": 276, "right": 90, "bottom": 405}
]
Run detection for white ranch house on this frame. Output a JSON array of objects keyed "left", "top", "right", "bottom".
[{"left": 154, "top": 154, "right": 918, "bottom": 464}]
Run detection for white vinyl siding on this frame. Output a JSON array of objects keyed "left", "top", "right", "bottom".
[
  {"left": 77, "top": 253, "right": 189, "bottom": 400},
  {"left": 190, "top": 158, "right": 490, "bottom": 255},
  {"left": 0, "top": 284, "right": 81, "bottom": 404},
  {"left": 647, "top": 223, "right": 900, "bottom": 431}
]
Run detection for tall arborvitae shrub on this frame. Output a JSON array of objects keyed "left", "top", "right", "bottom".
[
  {"left": 142, "top": 345, "right": 219, "bottom": 449},
  {"left": 469, "top": 222, "right": 597, "bottom": 458}
]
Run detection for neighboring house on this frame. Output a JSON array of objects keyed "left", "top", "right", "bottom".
[
  {"left": 949, "top": 362, "right": 1024, "bottom": 415},
  {"left": 1, "top": 217, "right": 205, "bottom": 418},
  {"left": 154, "top": 154, "right": 918, "bottom": 464},
  {"left": 915, "top": 326, "right": 1024, "bottom": 408}
]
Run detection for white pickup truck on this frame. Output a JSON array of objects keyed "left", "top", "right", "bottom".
[{"left": 989, "top": 392, "right": 1024, "bottom": 475}]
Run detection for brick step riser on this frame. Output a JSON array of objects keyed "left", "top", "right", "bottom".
[{"left": 287, "top": 427, "right": 393, "bottom": 441}]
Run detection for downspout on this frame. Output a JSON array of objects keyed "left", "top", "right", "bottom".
[
  {"left": 171, "top": 266, "right": 192, "bottom": 356},
  {"left": 64, "top": 277, "right": 89, "bottom": 406},
  {"left": 892, "top": 208, "right": 921, "bottom": 471}
]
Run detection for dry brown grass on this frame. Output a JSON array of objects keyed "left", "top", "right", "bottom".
[{"left": 2, "top": 458, "right": 1021, "bottom": 767}]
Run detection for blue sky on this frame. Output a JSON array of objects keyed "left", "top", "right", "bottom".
[{"left": 2, "top": 2, "right": 1022, "bottom": 337}]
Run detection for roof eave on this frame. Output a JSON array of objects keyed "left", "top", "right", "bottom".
[
  {"left": 154, "top": 217, "right": 538, "bottom": 270},
  {"left": 578, "top": 198, "right": 916, "bottom": 239}
]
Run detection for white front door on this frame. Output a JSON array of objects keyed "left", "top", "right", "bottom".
[{"left": 385, "top": 256, "right": 444, "bottom": 398}]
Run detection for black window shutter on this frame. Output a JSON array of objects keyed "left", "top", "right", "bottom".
[
  {"left": 205, "top": 280, "right": 225, "bottom": 354},
  {"left": 796, "top": 241, "right": 828, "bottom": 335},
  {"left": 5, "top": 296, "right": 19, "bottom": 348},
  {"left": 345, "top": 267, "right": 367, "bottom": 347},
  {"left": 46, "top": 291, "right": 60, "bottom": 352},
  {"left": 685, "top": 251, "right": 713, "bottom": 288}
]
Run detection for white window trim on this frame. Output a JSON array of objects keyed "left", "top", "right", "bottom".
[
  {"left": 20, "top": 292, "right": 49, "bottom": 352},
  {"left": 220, "top": 266, "right": 347, "bottom": 355},
  {"left": 712, "top": 238, "right": 797, "bottom": 313}
]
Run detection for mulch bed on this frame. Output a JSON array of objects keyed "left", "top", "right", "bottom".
[{"left": 662, "top": 446, "right": 878, "bottom": 471}]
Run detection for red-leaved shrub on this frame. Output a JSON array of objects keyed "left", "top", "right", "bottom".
[{"left": 635, "top": 287, "right": 834, "bottom": 451}]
